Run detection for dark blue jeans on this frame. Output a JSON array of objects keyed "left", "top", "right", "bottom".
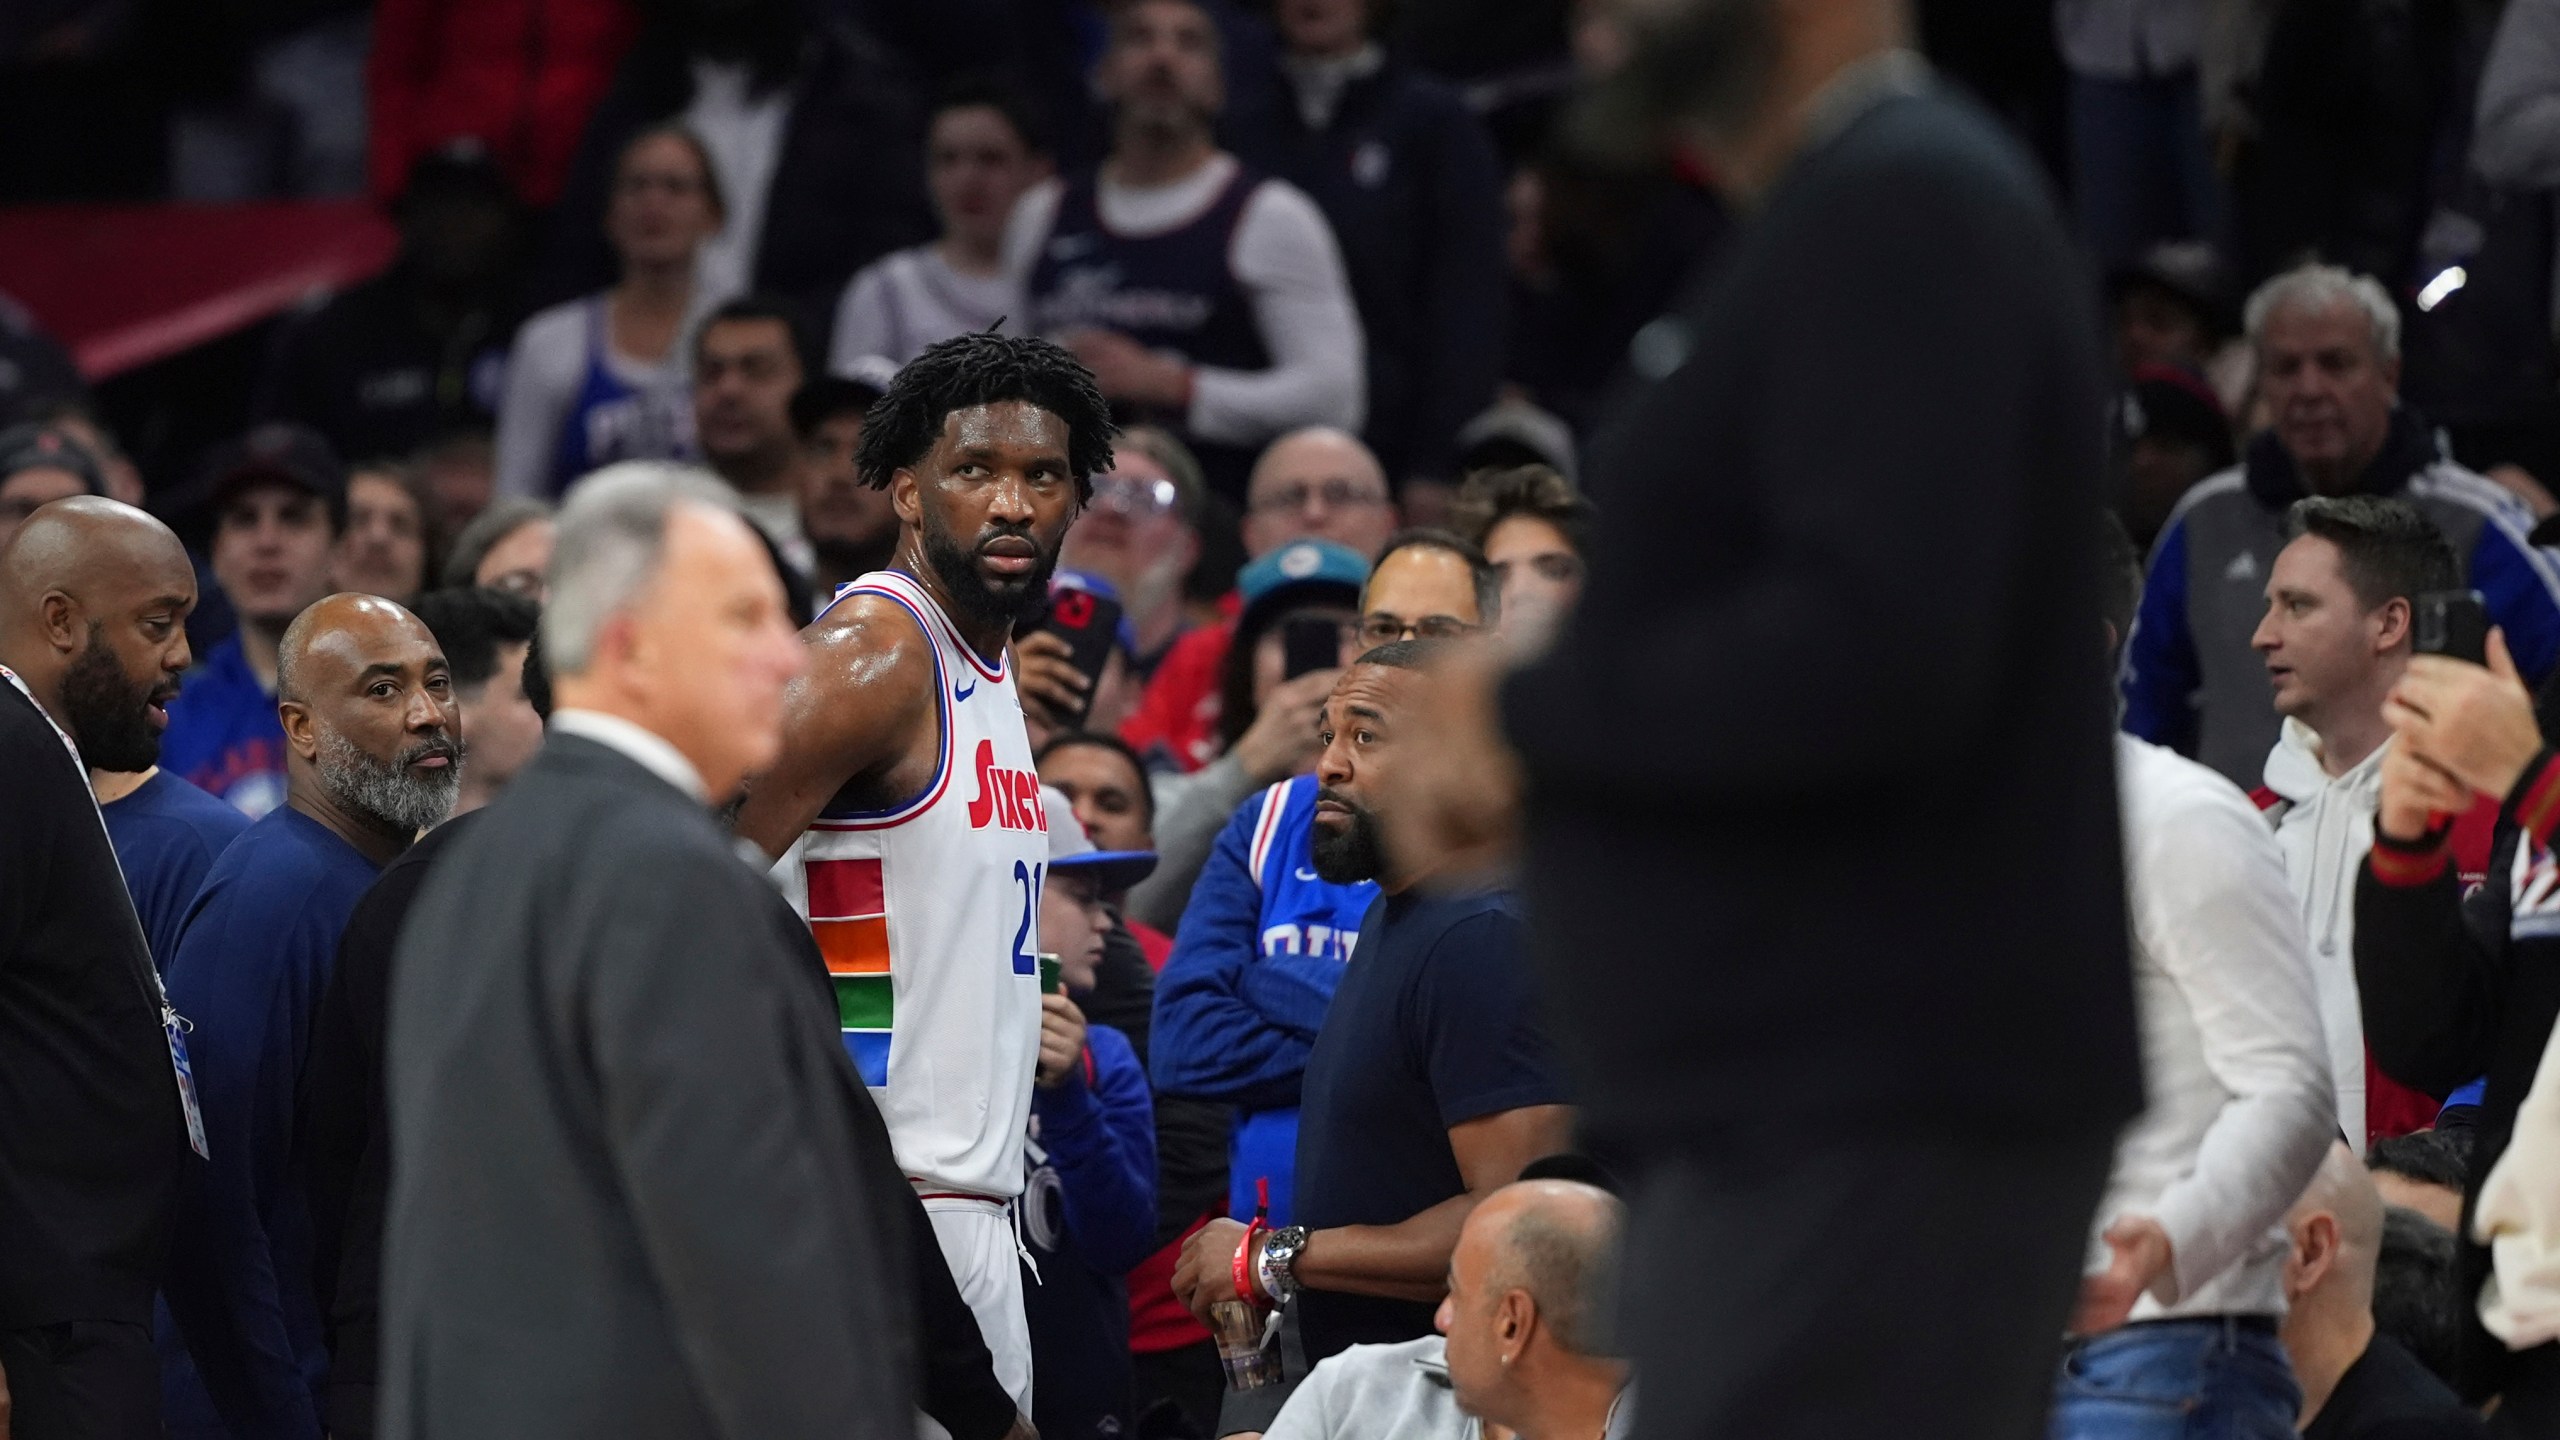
[{"left": 2050, "top": 1317, "right": 2301, "bottom": 1439}]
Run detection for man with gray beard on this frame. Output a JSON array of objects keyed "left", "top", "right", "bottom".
[{"left": 160, "top": 592, "right": 459, "bottom": 1438}]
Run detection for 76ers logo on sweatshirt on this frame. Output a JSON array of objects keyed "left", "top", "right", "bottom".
[{"left": 966, "top": 740, "right": 1046, "bottom": 832}]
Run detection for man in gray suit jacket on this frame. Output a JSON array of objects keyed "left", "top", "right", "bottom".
[{"left": 381, "top": 461, "right": 914, "bottom": 1438}]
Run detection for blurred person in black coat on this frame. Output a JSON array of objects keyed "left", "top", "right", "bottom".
[{"left": 1397, "top": 3, "right": 2142, "bottom": 1437}]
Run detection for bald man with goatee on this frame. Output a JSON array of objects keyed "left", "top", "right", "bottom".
[
  {"left": 0, "top": 497, "right": 200, "bottom": 1440},
  {"left": 160, "top": 593, "right": 459, "bottom": 1438}
]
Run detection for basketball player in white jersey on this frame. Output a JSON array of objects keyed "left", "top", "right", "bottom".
[{"left": 737, "top": 332, "right": 1116, "bottom": 1415}]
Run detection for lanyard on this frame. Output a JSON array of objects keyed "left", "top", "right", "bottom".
[
  {"left": 1, "top": 664, "right": 208, "bottom": 1157},
  {"left": 0, "top": 664, "right": 174, "bottom": 1011}
]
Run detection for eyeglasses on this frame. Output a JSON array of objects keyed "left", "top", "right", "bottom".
[
  {"left": 1249, "top": 479, "right": 1390, "bottom": 516},
  {"left": 1089, "top": 472, "right": 1181, "bottom": 519},
  {"left": 1359, "top": 614, "right": 1480, "bottom": 645}
]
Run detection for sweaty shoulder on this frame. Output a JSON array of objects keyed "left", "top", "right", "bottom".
[
  {"left": 735, "top": 585, "right": 945, "bottom": 853},
  {"left": 802, "top": 588, "right": 941, "bottom": 716}
]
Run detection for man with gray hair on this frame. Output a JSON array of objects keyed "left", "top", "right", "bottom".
[
  {"left": 160, "top": 591, "right": 460, "bottom": 1435},
  {"left": 2123, "top": 260, "right": 2560, "bottom": 785},
  {"left": 380, "top": 462, "right": 918, "bottom": 1438}
]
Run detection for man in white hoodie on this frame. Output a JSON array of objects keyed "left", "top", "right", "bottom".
[
  {"left": 2052, "top": 517, "right": 2338, "bottom": 1436},
  {"left": 2252, "top": 495, "right": 2464, "bottom": 1150}
]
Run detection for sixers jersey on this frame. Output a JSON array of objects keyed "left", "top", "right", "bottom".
[
  {"left": 1246, "top": 776, "right": 1377, "bottom": 963},
  {"left": 776, "top": 570, "right": 1048, "bottom": 1198}
]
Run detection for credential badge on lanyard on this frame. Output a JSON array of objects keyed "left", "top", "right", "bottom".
[{"left": 0, "top": 663, "right": 210, "bottom": 1157}]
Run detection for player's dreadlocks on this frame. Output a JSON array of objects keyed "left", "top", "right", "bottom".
[{"left": 854, "top": 331, "right": 1118, "bottom": 504}]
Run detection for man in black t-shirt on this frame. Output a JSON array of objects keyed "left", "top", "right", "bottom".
[
  {"left": 2285, "top": 1143, "right": 2489, "bottom": 1439},
  {"left": 0, "top": 498, "right": 200, "bottom": 1440},
  {"left": 1171, "top": 639, "right": 1572, "bottom": 1365}
]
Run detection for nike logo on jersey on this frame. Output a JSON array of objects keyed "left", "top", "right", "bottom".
[
  {"left": 1295, "top": 867, "right": 1320, "bottom": 882},
  {"left": 965, "top": 739, "right": 1046, "bottom": 832},
  {"left": 954, "top": 677, "right": 977, "bottom": 702}
]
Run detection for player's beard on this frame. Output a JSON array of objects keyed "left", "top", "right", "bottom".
[
  {"left": 921, "top": 500, "right": 1057, "bottom": 634},
  {"left": 59, "top": 624, "right": 172, "bottom": 773},
  {"left": 1310, "top": 786, "right": 1387, "bottom": 884},
  {"left": 316, "top": 724, "right": 464, "bottom": 835}
]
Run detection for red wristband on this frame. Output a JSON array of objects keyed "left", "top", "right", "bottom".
[{"left": 1232, "top": 1217, "right": 1266, "bottom": 1305}]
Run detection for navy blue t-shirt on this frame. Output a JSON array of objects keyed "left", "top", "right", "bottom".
[
  {"left": 160, "top": 806, "right": 383, "bottom": 1438},
  {"left": 1292, "top": 887, "right": 1568, "bottom": 1361},
  {"left": 102, "top": 770, "right": 251, "bottom": 973}
]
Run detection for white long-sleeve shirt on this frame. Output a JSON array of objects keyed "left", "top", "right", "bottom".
[
  {"left": 2100, "top": 735, "right": 2338, "bottom": 1320},
  {"left": 1000, "top": 156, "right": 1365, "bottom": 446}
]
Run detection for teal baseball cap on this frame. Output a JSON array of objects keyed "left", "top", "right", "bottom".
[{"left": 1235, "top": 538, "right": 1369, "bottom": 637}]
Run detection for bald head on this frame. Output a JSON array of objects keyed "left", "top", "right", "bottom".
[
  {"left": 277, "top": 592, "right": 434, "bottom": 704},
  {"left": 0, "top": 496, "right": 192, "bottom": 632},
  {"left": 0, "top": 497, "right": 197, "bottom": 768},
  {"left": 276, "top": 593, "right": 462, "bottom": 837},
  {"left": 2294, "top": 1142, "right": 2387, "bottom": 1254},
  {"left": 1475, "top": 1180, "right": 1624, "bottom": 1357},
  {"left": 1245, "top": 427, "right": 1396, "bottom": 560},
  {"left": 2289, "top": 1140, "right": 2386, "bottom": 1310}
]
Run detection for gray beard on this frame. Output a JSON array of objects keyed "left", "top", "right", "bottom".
[{"left": 317, "top": 726, "right": 462, "bottom": 835}]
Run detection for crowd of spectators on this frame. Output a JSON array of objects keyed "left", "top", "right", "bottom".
[{"left": 19, "top": 0, "right": 2560, "bottom": 1439}]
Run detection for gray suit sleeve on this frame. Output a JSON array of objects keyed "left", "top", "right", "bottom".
[{"left": 583, "top": 848, "right": 910, "bottom": 1439}]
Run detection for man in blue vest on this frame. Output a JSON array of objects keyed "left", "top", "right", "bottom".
[{"left": 1004, "top": 0, "right": 1365, "bottom": 500}]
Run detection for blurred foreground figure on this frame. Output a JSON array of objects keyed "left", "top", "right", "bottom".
[
  {"left": 380, "top": 465, "right": 913, "bottom": 1437},
  {"left": 1410, "top": 2, "right": 2144, "bottom": 1437}
]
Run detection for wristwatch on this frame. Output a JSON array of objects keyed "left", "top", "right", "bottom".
[{"left": 1256, "top": 1225, "right": 1310, "bottom": 1304}]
